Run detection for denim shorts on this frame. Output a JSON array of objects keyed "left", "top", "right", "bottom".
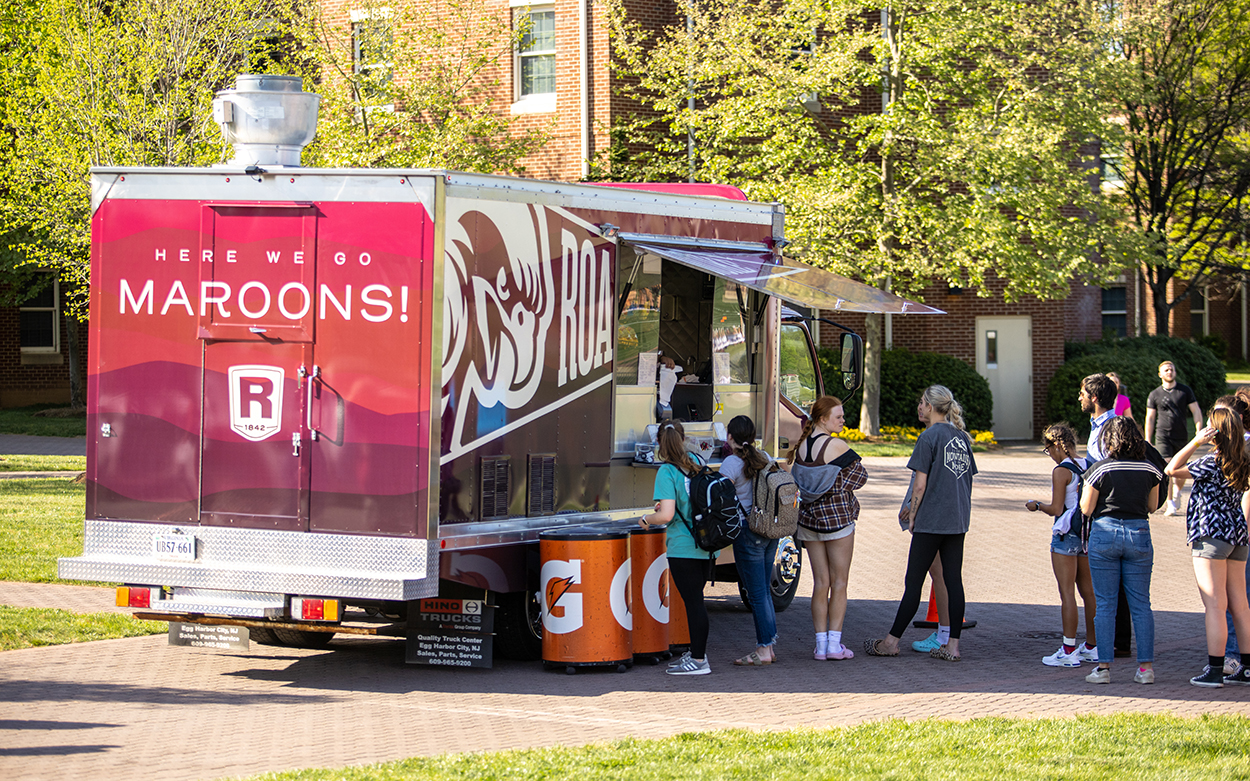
[
  {"left": 1050, "top": 531, "right": 1084, "bottom": 557},
  {"left": 1192, "top": 536, "right": 1250, "bottom": 561}
]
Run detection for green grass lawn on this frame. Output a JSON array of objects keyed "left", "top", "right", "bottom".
[
  {"left": 0, "top": 477, "right": 88, "bottom": 583},
  {"left": 243, "top": 713, "right": 1250, "bottom": 781},
  {"left": 0, "top": 404, "right": 86, "bottom": 437},
  {"left": 1228, "top": 371, "right": 1250, "bottom": 389},
  {"left": 0, "top": 454, "right": 85, "bottom": 472},
  {"left": 0, "top": 605, "right": 165, "bottom": 651}
]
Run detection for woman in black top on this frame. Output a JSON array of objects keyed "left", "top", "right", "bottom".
[{"left": 1079, "top": 416, "right": 1162, "bottom": 685}]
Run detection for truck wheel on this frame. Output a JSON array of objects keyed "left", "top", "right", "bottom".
[
  {"left": 737, "top": 536, "right": 802, "bottom": 613},
  {"left": 494, "top": 589, "right": 543, "bottom": 661},
  {"left": 271, "top": 627, "right": 335, "bottom": 648},
  {"left": 248, "top": 626, "right": 282, "bottom": 646}
]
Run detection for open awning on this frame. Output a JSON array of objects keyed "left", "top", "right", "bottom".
[{"left": 630, "top": 243, "right": 943, "bottom": 315}]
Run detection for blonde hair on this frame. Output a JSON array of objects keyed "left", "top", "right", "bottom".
[
  {"left": 657, "top": 420, "right": 699, "bottom": 474},
  {"left": 922, "top": 385, "right": 967, "bottom": 432},
  {"left": 787, "top": 396, "right": 842, "bottom": 464}
]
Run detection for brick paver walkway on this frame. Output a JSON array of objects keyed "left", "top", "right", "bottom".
[{"left": 2, "top": 447, "right": 1248, "bottom": 780}]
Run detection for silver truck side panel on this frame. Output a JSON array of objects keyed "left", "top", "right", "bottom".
[{"left": 58, "top": 521, "right": 438, "bottom": 601}]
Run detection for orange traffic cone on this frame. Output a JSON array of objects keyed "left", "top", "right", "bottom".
[{"left": 912, "top": 587, "right": 977, "bottom": 630}]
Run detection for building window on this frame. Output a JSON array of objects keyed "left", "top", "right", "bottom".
[
  {"left": 1191, "top": 286, "right": 1208, "bottom": 337},
  {"left": 1100, "top": 151, "right": 1125, "bottom": 191},
  {"left": 20, "top": 277, "right": 58, "bottom": 353},
  {"left": 1101, "top": 286, "right": 1127, "bottom": 338},
  {"left": 513, "top": 3, "right": 555, "bottom": 111},
  {"left": 350, "top": 8, "right": 393, "bottom": 103}
]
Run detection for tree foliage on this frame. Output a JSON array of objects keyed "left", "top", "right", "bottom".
[
  {"left": 1105, "top": 0, "right": 1250, "bottom": 334},
  {"left": 606, "top": 0, "right": 1144, "bottom": 432},
  {"left": 297, "top": 0, "right": 547, "bottom": 170}
]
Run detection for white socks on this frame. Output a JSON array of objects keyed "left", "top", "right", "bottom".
[
  {"left": 828, "top": 630, "right": 843, "bottom": 653},
  {"left": 815, "top": 631, "right": 828, "bottom": 654},
  {"left": 936, "top": 625, "right": 951, "bottom": 645}
]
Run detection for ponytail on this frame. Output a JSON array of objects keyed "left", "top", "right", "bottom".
[
  {"left": 727, "top": 415, "right": 770, "bottom": 478},
  {"left": 787, "top": 395, "right": 842, "bottom": 464},
  {"left": 922, "top": 385, "right": 967, "bottom": 433}
]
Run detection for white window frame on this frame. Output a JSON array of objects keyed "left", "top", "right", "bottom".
[
  {"left": 19, "top": 276, "right": 59, "bottom": 354},
  {"left": 511, "top": 1, "right": 556, "bottom": 114},
  {"left": 350, "top": 7, "right": 394, "bottom": 108},
  {"left": 1100, "top": 150, "right": 1125, "bottom": 191},
  {"left": 1101, "top": 285, "right": 1127, "bottom": 338},
  {"left": 1191, "top": 286, "right": 1209, "bottom": 337}
]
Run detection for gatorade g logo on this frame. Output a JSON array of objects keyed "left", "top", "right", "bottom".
[
  {"left": 228, "top": 365, "right": 284, "bottom": 442},
  {"left": 540, "top": 559, "right": 583, "bottom": 634},
  {"left": 642, "top": 554, "right": 670, "bottom": 624}
]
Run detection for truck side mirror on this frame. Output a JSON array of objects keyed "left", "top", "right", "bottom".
[{"left": 839, "top": 332, "right": 864, "bottom": 393}]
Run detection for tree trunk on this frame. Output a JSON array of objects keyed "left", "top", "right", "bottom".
[
  {"left": 859, "top": 312, "right": 883, "bottom": 436},
  {"left": 1150, "top": 266, "right": 1173, "bottom": 336},
  {"left": 65, "top": 313, "right": 83, "bottom": 409}
]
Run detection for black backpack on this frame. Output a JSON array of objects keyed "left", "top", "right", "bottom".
[
  {"left": 686, "top": 465, "right": 743, "bottom": 551},
  {"left": 1056, "top": 459, "right": 1089, "bottom": 549}
]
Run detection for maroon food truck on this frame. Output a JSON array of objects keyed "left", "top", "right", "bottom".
[{"left": 59, "top": 75, "right": 938, "bottom": 661}]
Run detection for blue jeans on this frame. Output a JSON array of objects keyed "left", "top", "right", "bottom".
[
  {"left": 1087, "top": 516, "right": 1154, "bottom": 664},
  {"left": 1227, "top": 559, "right": 1250, "bottom": 655},
  {"left": 733, "top": 528, "right": 779, "bottom": 647}
]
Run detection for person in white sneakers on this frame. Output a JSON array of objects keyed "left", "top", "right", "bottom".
[
  {"left": 1145, "top": 360, "right": 1202, "bottom": 516},
  {"left": 1025, "top": 423, "right": 1098, "bottom": 668}
]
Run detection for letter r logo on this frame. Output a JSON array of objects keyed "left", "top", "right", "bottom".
[{"left": 228, "top": 365, "right": 284, "bottom": 441}]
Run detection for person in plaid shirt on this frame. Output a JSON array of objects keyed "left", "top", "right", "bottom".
[{"left": 788, "top": 396, "right": 868, "bottom": 661}]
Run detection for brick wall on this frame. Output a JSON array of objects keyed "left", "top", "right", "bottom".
[{"left": 0, "top": 303, "right": 87, "bottom": 408}]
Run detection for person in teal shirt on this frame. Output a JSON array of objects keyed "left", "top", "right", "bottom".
[{"left": 640, "top": 420, "right": 717, "bottom": 675}]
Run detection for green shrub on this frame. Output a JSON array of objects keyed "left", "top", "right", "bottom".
[
  {"left": 819, "top": 347, "right": 993, "bottom": 431},
  {"left": 1197, "top": 333, "right": 1228, "bottom": 362},
  {"left": 1050, "top": 335, "right": 1226, "bottom": 436}
]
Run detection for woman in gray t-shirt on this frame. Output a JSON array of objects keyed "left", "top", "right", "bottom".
[{"left": 866, "top": 385, "right": 977, "bottom": 661}]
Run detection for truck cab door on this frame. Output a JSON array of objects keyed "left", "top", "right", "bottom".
[{"left": 776, "top": 320, "right": 823, "bottom": 452}]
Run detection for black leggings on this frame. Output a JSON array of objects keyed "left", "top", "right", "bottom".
[
  {"left": 669, "top": 557, "right": 711, "bottom": 659},
  {"left": 889, "top": 532, "right": 966, "bottom": 640}
]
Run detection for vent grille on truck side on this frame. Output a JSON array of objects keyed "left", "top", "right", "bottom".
[
  {"left": 480, "top": 456, "right": 511, "bottom": 520},
  {"left": 528, "top": 454, "right": 556, "bottom": 516}
]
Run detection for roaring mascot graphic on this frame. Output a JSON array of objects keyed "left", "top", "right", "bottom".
[{"left": 441, "top": 201, "right": 557, "bottom": 459}]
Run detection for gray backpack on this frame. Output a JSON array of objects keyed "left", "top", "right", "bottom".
[{"left": 749, "top": 463, "right": 800, "bottom": 539}]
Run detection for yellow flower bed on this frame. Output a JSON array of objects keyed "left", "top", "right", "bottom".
[
  {"left": 832, "top": 428, "right": 868, "bottom": 441},
  {"left": 834, "top": 426, "right": 998, "bottom": 446}
]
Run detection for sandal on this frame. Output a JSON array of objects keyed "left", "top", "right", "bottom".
[
  {"left": 863, "top": 639, "right": 899, "bottom": 657},
  {"left": 930, "top": 645, "right": 961, "bottom": 662},
  {"left": 733, "top": 651, "right": 772, "bottom": 666}
]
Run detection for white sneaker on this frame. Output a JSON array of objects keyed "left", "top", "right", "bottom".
[
  {"left": 1164, "top": 500, "right": 1179, "bottom": 516},
  {"left": 1043, "top": 646, "right": 1082, "bottom": 668},
  {"left": 1224, "top": 656, "right": 1241, "bottom": 676},
  {"left": 1086, "top": 667, "right": 1110, "bottom": 684},
  {"left": 666, "top": 655, "right": 711, "bottom": 675},
  {"left": 1077, "top": 643, "right": 1099, "bottom": 662}
]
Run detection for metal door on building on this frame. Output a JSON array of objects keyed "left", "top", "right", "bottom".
[{"left": 976, "top": 316, "right": 1032, "bottom": 440}]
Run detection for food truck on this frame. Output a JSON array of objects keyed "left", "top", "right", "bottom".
[{"left": 58, "top": 75, "right": 939, "bottom": 661}]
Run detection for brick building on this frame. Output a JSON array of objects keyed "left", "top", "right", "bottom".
[{"left": 0, "top": 279, "right": 87, "bottom": 408}]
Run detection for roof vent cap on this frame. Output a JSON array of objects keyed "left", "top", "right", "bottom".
[{"left": 212, "top": 74, "right": 319, "bottom": 167}]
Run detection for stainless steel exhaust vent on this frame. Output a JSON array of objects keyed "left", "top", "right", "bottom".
[{"left": 213, "top": 74, "right": 319, "bottom": 167}]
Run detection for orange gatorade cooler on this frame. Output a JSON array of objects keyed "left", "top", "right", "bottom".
[
  {"left": 630, "top": 525, "right": 670, "bottom": 663},
  {"left": 539, "top": 527, "right": 633, "bottom": 673}
]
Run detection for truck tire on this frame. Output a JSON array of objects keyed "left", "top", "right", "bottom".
[
  {"left": 271, "top": 627, "right": 335, "bottom": 648},
  {"left": 494, "top": 589, "right": 543, "bottom": 661},
  {"left": 248, "top": 626, "right": 282, "bottom": 646},
  {"left": 737, "top": 536, "right": 802, "bottom": 613}
]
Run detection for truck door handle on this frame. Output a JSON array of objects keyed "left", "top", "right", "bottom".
[
  {"left": 779, "top": 437, "right": 789, "bottom": 450},
  {"left": 292, "top": 431, "right": 301, "bottom": 456},
  {"left": 306, "top": 365, "right": 321, "bottom": 441}
]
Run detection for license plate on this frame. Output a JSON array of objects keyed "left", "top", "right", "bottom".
[{"left": 154, "top": 533, "right": 196, "bottom": 562}]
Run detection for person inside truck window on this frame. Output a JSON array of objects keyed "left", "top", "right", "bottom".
[
  {"left": 787, "top": 396, "right": 867, "bottom": 661},
  {"left": 639, "top": 420, "right": 716, "bottom": 676}
]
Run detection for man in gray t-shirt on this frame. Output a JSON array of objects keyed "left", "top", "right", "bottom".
[{"left": 907, "top": 423, "right": 978, "bottom": 534}]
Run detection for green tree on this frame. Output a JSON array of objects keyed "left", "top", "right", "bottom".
[
  {"left": 298, "top": 0, "right": 547, "bottom": 170},
  {"left": 0, "top": 0, "right": 288, "bottom": 406},
  {"left": 607, "top": 0, "right": 1143, "bottom": 433},
  {"left": 1105, "top": 0, "right": 1250, "bottom": 335}
]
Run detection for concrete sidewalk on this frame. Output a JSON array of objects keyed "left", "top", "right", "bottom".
[
  {"left": 0, "top": 434, "right": 86, "bottom": 456},
  {"left": 2, "top": 449, "right": 1246, "bottom": 781}
]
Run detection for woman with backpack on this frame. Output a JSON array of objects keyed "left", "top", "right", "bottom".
[
  {"left": 1024, "top": 422, "right": 1098, "bottom": 667},
  {"left": 721, "top": 415, "right": 779, "bottom": 666},
  {"left": 639, "top": 420, "right": 716, "bottom": 676},
  {"left": 1164, "top": 406, "right": 1250, "bottom": 687},
  {"left": 788, "top": 396, "right": 868, "bottom": 661},
  {"left": 1079, "top": 415, "right": 1162, "bottom": 684},
  {"left": 865, "top": 385, "right": 975, "bottom": 662}
]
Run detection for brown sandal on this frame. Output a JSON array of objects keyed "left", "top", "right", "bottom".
[
  {"left": 930, "top": 646, "right": 961, "bottom": 662},
  {"left": 864, "top": 638, "right": 899, "bottom": 657},
  {"left": 733, "top": 651, "right": 772, "bottom": 666}
]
